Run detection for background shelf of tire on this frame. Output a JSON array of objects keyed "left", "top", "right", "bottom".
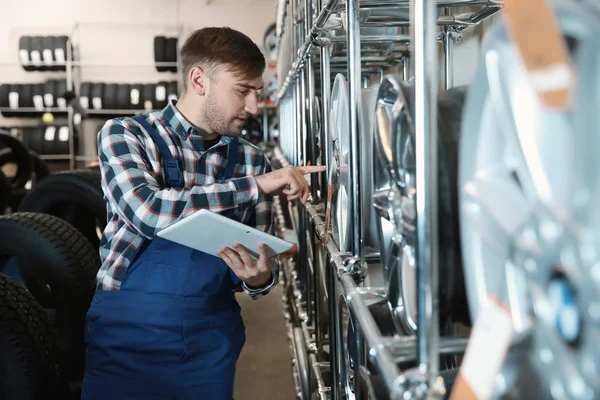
[
  {"left": 271, "top": 0, "right": 600, "bottom": 399},
  {"left": 0, "top": 23, "right": 182, "bottom": 171}
]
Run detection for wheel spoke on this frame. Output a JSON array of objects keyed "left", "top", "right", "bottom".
[{"left": 463, "top": 169, "right": 531, "bottom": 246}]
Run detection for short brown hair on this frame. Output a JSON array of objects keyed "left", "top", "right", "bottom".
[{"left": 180, "top": 27, "right": 265, "bottom": 89}]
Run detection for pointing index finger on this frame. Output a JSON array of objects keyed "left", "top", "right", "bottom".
[{"left": 297, "top": 165, "right": 327, "bottom": 175}]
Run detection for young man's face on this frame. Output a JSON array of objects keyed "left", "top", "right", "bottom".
[{"left": 202, "top": 67, "right": 263, "bottom": 136}]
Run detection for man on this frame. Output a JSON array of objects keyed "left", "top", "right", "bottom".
[{"left": 82, "top": 27, "right": 324, "bottom": 399}]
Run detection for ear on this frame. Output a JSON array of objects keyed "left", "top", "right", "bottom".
[{"left": 188, "top": 66, "right": 209, "bottom": 96}]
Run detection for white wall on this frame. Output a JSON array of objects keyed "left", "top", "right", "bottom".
[{"left": 0, "top": 0, "right": 277, "bottom": 161}]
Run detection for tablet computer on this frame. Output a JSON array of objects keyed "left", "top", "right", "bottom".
[{"left": 156, "top": 209, "right": 294, "bottom": 259}]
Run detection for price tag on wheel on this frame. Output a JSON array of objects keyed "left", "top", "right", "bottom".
[
  {"left": 449, "top": 296, "right": 513, "bottom": 400},
  {"left": 503, "top": 0, "right": 576, "bottom": 110}
]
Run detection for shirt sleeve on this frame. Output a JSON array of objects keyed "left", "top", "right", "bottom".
[
  {"left": 98, "top": 118, "right": 260, "bottom": 240},
  {"left": 241, "top": 158, "right": 280, "bottom": 300}
]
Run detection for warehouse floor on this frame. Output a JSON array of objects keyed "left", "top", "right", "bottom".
[{"left": 234, "top": 284, "right": 296, "bottom": 399}]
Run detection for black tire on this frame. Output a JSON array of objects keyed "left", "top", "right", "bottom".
[
  {"left": 19, "top": 84, "right": 34, "bottom": 117},
  {"left": 54, "top": 79, "right": 68, "bottom": 113},
  {"left": 130, "top": 84, "right": 143, "bottom": 109},
  {"left": 0, "top": 212, "right": 101, "bottom": 383},
  {"left": 393, "top": 82, "right": 471, "bottom": 328},
  {"left": 54, "top": 36, "right": 69, "bottom": 71},
  {"left": 32, "top": 83, "right": 45, "bottom": 117},
  {"left": 9, "top": 84, "right": 22, "bottom": 118},
  {"left": 155, "top": 81, "right": 168, "bottom": 109},
  {"left": 142, "top": 83, "right": 156, "bottom": 111},
  {"left": 41, "top": 126, "right": 57, "bottom": 155},
  {"left": 18, "top": 169, "right": 106, "bottom": 249},
  {"left": 154, "top": 36, "right": 167, "bottom": 72},
  {"left": 28, "top": 128, "right": 46, "bottom": 159},
  {"left": 0, "top": 272, "right": 68, "bottom": 399},
  {"left": 116, "top": 83, "right": 130, "bottom": 109},
  {"left": 0, "top": 131, "right": 32, "bottom": 188},
  {"left": 30, "top": 36, "right": 45, "bottom": 72},
  {"left": 167, "top": 81, "right": 178, "bottom": 102},
  {"left": 29, "top": 151, "right": 49, "bottom": 183},
  {"left": 53, "top": 126, "right": 70, "bottom": 155},
  {"left": 165, "top": 38, "right": 178, "bottom": 72},
  {"left": 103, "top": 83, "right": 118, "bottom": 110},
  {"left": 18, "top": 36, "right": 34, "bottom": 72},
  {"left": 6, "top": 188, "right": 28, "bottom": 212},
  {"left": 91, "top": 83, "right": 104, "bottom": 110},
  {"left": 0, "top": 84, "right": 10, "bottom": 117},
  {"left": 0, "top": 169, "right": 10, "bottom": 212},
  {"left": 241, "top": 116, "right": 263, "bottom": 145},
  {"left": 79, "top": 82, "right": 91, "bottom": 110},
  {"left": 43, "top": 80, "right": 55, "bottom": 108},
  {"left": 0, "top": 148, "right": 48, "bottom": 185},
  {"left": 437, "top": 86, "right": 470, "bottom": 327},
  {"left": 42, "top": 36, "right": 56, "bottom": 71}
]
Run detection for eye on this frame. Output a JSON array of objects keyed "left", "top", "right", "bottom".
[{"left": 238, "top": 89, "right": 249, "bottom": 96}]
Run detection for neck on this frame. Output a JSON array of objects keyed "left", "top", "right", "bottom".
[{"left": 174, "top": 92, "right": 220, "bottom": 141}]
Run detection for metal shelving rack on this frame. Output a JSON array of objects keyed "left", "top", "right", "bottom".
[
  {"left": 273, "top": 0, "right": 501, "bottom": 398},
  {"left": 0, "top": 21, "right": 184, "bottom": 170}
]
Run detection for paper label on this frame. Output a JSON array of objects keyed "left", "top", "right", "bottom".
[
  {"left": 19, "top": 49, "right": 30, "bottom": 64},
  {"left": 58, "top": 126, "right": 69, "bottom": 141},
  {"left": 450, "top": 297, "right": 513, "bottom": 400},
  {"left": 42, "top": 49, "right": 53, "bottom": 64},
  {"left": 30, "top": 50, "right": 41, "bottom": 65},
  {"left": 156, "top": 85, "right": 166, "bottom": 101},
  {"left": 45, "top": 126, "right": 56, "bottom": 141},
  {"left": 130, "top": 88, "right": 140, "bottom": 105},
  {"left": 8, "top": 92, "right": 19, "bottom": 109},
  {"left": 504, "top": 0, "right": 575, "bottom": 110},
  {"left": 55, "top": 48, "right": 66, "bottom": 63},
  {"left": 92, "top": 97, "right": 102, "bottom": 110},
  {"left": 79, "top": 96, "right": 89, "bottom": 109},
  {"left": 33, "top": 95, "right": 44, "bottom": 110},
  {"left": 44, "top": 94, "right": 54, "bottom": 107}
]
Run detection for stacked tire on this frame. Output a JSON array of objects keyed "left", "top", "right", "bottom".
[
  {"left": 18, "top": 35, "right": 73, "bottom": 72},
  {"left": 79, "top": 81, "right": 178, "bottom": 115},
  {"left": 0, "top": 79, "right": 71, "bottom": 118},
  {"left": 0, "top": 212, "right": 101, "bottom": 398},
  {"left": 154, "top": 36, "right": 178, "bottom": 72},
  {"left": 1, "top": 129, "right": 104, "bottom": 398}
]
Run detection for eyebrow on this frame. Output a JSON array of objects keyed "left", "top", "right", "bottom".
[{"left": 236, "top": 83, "right": 263, "bottom": 90}]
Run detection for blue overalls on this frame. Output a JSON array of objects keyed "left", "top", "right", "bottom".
[{"left": 82, "top": 115, "right": 244, "bottom": 400}]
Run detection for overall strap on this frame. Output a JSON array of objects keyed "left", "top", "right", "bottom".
[
  {"left": 223, "top": 137, "right": 239, "bottom": 181},
  {"left": 133, "top": 115, "right": 183, "bottom": 188}
]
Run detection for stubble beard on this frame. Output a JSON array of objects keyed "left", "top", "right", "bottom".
[{"left": 202, "top": 93, "right": 243, "bottom": 137}]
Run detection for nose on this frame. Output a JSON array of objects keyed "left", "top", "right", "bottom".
[{"left": 244, "top": 92, "right": 258, "bottom": 115}]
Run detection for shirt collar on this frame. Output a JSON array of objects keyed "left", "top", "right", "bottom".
[{"left": 162, "top": 99, "right": 232, "bottom": 145}]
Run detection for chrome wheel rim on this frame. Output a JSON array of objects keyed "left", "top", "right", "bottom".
[
  {"left": 459, "top": 2, "right": 600, "bottom": 397},
  {"left": 330, "top": 74, "right": 351, "bottom": 252},
  {"left": 373, "top": 76, "right": 419, "bottom": 334}
]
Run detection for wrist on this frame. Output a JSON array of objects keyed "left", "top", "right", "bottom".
[
  {"left": 244, "top": 272, "right": 273, "bottom": 289},
  {"left": 254, "top": 175, "right": 264, "bottom": 194}
]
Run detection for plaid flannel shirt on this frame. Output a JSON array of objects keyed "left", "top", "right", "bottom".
[{"left": 96, "top": 100, "right": 277, "bottom": 299}]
